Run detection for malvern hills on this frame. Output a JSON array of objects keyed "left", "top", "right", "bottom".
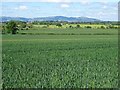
[{"left": 1, "top": 16, "right": 101, "bottom": 22}]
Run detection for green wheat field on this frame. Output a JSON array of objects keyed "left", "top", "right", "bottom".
[{"left": 2, "top": 27, "right": 118, "bottom": 88}]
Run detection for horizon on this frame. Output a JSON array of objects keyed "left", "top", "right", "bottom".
[
  {"left": 1, "top": 2, "right": 118, "bottom": 21},
  {"left": 1, "top": 15, "right": 117, "bottom": 22}
]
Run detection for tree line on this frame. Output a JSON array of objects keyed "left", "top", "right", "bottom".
[{"left": 2, "top": 20, "right": 118, "bottom": 34}]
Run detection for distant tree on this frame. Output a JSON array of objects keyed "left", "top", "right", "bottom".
[
  {"left": 108, "top": 25, "right": 115, "bottom": 29},
  {"left": 113, "top": 26, "right": 118, "bottom": 29},
  {"left": 18, "top": 22, "right": 28, "bottom": 30},
  {"left": 56, "top": 23, "right": 62, "bottom": 27},
  {"left": 76, "top": 24, "right": 80, "bottom": 28},
  {"left": 101, "top": 26, "right": 105, "bottom": 29},
  {"left": 27, "top": 23, "right": 33, "bottom": 28},
  {"left": 47, "top": 24, "right": 49, "bottom": 27},
  {"left": 2, "top": 25, "right": 6, "bottom": 34},
  {"left": 86, "top": 26, "right": 92, "bottom": 28},
  {"left": 21, "top": 22, "right": 27, "bottom": 28},
  {"left": 6, "top": 21, "right": 18, "bottom": 34},
  {"left": 69, "top": 25, "right": 73, "bottom": 28}
]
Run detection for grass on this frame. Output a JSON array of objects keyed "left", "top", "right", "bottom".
[
  {"left": 2, "top": 28, "right": 118, "bottom": 88},
  {"left": 19, "top": 28, "right": 118, "bottom": 35}
]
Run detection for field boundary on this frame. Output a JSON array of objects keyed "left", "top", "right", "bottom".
[{"left": 19, "top": 33, "right": 118, "bottom": 35}]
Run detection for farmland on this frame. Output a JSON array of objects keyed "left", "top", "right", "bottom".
[{"left": 2, "top": 25, "right": 118, "bottom": 88}]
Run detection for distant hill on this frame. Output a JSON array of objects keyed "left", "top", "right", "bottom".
[
  {"left": 1, "top": 16, "right": 101, "bottom": 22},
  {"left": 1, "top": 17, "right": 31, "bottom": 22}
]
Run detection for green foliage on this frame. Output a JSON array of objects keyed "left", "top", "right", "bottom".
[
  {"left": 69, "top": 25, "right": 73, "bottom": 28},
  {"left": 56, "top": 23, "right": 62, "bottom": 27},
  {"left": 85, "top": 26, "right": 92, "bottom": 28},
  {"left": 2, "top": 25, "right": 6, "bottom": 34},
  {"left": 21, "top": 23, "right": 27, "bottom": 28},
  {"left": 101, "top": 26, "right": 105, "bottom": 29},
  {"left": 76, "top": 24, "right": 80, "bottom": 28},
  {"left": 2, "top": 21, "right": 34, "bottom": 34},
  {"left": 27, "top": 23, "right": 33, "bottom": 28},
  {"left": 108, "top": 25, "right": 116, "bottom": 29},
  {"left": 6, "top": 21, "right": 18, "bottom": 34},
  {"left": 32, "top": 21, "right": 68, "bottom": 25}
]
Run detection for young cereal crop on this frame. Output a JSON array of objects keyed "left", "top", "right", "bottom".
[{"left": 2, "top": 29, "right": 118, "bottom": 88}]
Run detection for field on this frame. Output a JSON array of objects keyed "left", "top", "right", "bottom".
[
  {"left": 19, "top": 28, "right": 118, "bottom": 35},
  {"left": 2, "top": 28, "right": 118, "bottom": 88}
]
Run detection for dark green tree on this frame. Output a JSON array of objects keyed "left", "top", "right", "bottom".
[
  {"left": 86, "top": 26, "right": 92, "bottom": 28},
  {"left": 101, "top": 26, "right": 105, "bottom": 29},
  {"left": 56, "top": 23, "right": 62, "bottom": 27},
  {"left": 21, "top": 22, "right": 27, "bottom": 28},
  {"left": 69, "top": 25, "right": 73, "bottom": 28},
  {"left": 76, "top": 24, "right": 80, "bottom": 28},
  {"left": 2, "top": 25, "right": 6, "bottom": 34},
  {"left": 6, "top": 21, "right": 18, "bottom": 34}
]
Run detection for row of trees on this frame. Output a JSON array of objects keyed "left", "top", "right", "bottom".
[
  {"left": 32, "top": 21, "right": 118, "bottom": 25},
  {"left": 32, "top": 21, "right": 118, "bottom": 29},
  {"left": 56, "top": 24, "right": 118, "bottom": 29}
]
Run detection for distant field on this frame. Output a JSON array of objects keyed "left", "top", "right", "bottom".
[
  {"left": 2, "top": 28, "right": 118, "bottom": 88},
  {"left": 19, "top": 28, "right": 118, "bottom": 35}
]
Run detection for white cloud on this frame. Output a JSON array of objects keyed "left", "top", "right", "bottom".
[
  {"left": 100, "top": 1, "right": 108, "bottom": 4},
  {"left": 97, "top": 11, "right": 117, "bottom": 16},
  {"left": 61, "top": 4, "right": 69, "bottom": 8},
  {"left": 103, "top": 6, "right": 107, "bottom": 9},
  {"left": 19, "top": 6, "right": 28, "bottom": 10},
  {"left": 97, "top": 12, "right": 105, "bottom": 16},
  {"left": 14, "top": 5, "right": 28, "bottom": 10},
  {"left": 79, "top": 0, "right": 90, "bottom": 5}
]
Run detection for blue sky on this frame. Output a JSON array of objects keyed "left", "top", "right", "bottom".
[{"left": 1, "top": 0, "right": 119, "bottom": 21}]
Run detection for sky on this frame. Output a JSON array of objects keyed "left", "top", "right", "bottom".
[{"left": 1, "top": 0, "right": 119, "bottom": 21}]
